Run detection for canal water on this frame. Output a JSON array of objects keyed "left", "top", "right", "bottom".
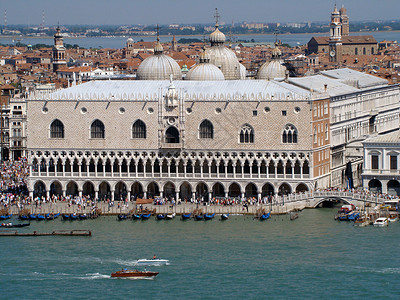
[{"left": 1, "top": 208, "right": 399, "bottom": 299}]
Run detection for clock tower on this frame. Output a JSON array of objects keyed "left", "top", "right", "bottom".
[{"left": 329, "top": 4, "right": 342, "bottom": 64}]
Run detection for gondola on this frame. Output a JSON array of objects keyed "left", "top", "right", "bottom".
[
  {"left": 19, "top": 215, "right": 29, "bottom": 220},
  {"left": 132, "top": 214, "right": 141, "bottom": 220},
  {"left": 1, "top": 222, "right": 30, "bottom": 228},
  {"left": 79, "top": 213, "right": 88, "bottom": 220},
  {"left": 141, "top": 213, "right": 151, "bottom": 220},
  {"left": 53, "top": 213, "right": 60, "bottom": 219},
  {"left": 37, "top": 214, "right": 45, "bottom": 220},
  {"left": 118, "top": 214, "right": 128, "bottom": 220},
  {"left": 260, "top": 212, "right": 271, "bottom": 220},
  {"left": 221, "top": 213, "right": 229, "bottom": 220},
  {"left": 0, "top": 214, "right": 12, "bottom": 220},
  {"left": 156, "top": 214, "right": 166, "bottom": 220},
  {"left": 166, "top": 213, "right": 175, "bottom": 220},
  {"left": 181, "top": 213, "right": 191, "bottom": 220},
  {"left": 45, "top": 213, "right": 54, "bottom": 220},
  {"left": 62, "top": 214, "right": 70, "bottom": 220},
  {"left": 194, "top": 214, "right": 203, "bottom": 221},
  {"left": 29, "top": 214, "right": 37, "bottom": 220},
  {"left": 70, "top": 214, "right": 79, "bottom": 220},
  {"left": 204, "top": 213, "right": 215, "bottom": 220}
]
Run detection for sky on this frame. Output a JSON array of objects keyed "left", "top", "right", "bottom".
[{"left": 2, "top": 0, "right": 400, "bottom": 26}]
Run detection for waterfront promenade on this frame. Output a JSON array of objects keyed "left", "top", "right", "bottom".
[{"left": 4, "top": 190, "right": 388, "bottom": 216}]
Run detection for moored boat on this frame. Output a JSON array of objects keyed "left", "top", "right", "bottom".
[
  {"left": 260, "top": 212, "right": 271, "bottom": 220},
  {"left": 62, "top": 214, "right": 70, "bottom": 220},
  {"left": 141, "top": 213, "right": 151, "bottom": 220},
  {"left": 388, "top": 214, "right": 399, "bottom": 222},
  {"left": 347, "top": 212, "right": 360, "bottom": 221},
  {"left": 118, "top": 214, "right": 128, "bottom": 220},
  {"left": 111, "top": 269, "right": 159, "bottom": 279},
  {"left": 0, "top": 214, "right": 12, "bottom": 220},
  {"left": 19, "top": 215, "right": 29, "bottom": 220},
  {"left": 181, "top": 213, "right": 191, "bottom": 220},
  {"left": 135, "top": 259, "right": 169, "bottom": 266},
  {"left": 29, "top": 214, "right": 37, "bottom": 220},
  {"left": 1, "top": 222, "right": 30, "bottom": 228},
  {"left": 70, "top": 213, "right": 79, "bottom": 220},
  {"left": 132, "top": 214, "right": 141, "bottom": 220},
  {"left": 166, "top": 213, "right": 175, "bottom": 220},
  {"left": 79, "top": 213, "right": 88, "bottom": 220},
  {"left": 37, "top": 214, "right": 45, "bottom": 220},
  {"left": 204, "top": 213, "right": 215, "bottom": 220},
  {"left": 354, "top": 215, "right": 370, "bottom": 227},
  {"left": 373, "top": 217, "right": 389, "bottom": 227},
  {"left": 156, "top": 214, "right": 166, "bottom": 220},
  {"left": 221, "top": 213, "right": 229, "bottom": 220},
  {"left": 194, "top": 214, "right": 203, "bottom": 221}
]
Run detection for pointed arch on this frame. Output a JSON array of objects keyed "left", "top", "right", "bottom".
[
  {"left": 239, "top": 124, "right": 254, "bottom": 143},
  {"left": 132, "top": 119, "right": 146, "bottom": 139},
  {"left": 199, "top": 119, "right": 214, "bottom": 139},
  {"left": 50, "top": 119, "right": 64, "bottom": 138},
  {"left": 91, "top": 119, "right": 105, "bottom": 139},
  {"left": 282, "top": 124, "right": 298, "bottom": 144}
]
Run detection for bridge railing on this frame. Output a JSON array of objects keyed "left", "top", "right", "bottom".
[{"left": 271, "top": 191, "right": 387, "bottom": 205}]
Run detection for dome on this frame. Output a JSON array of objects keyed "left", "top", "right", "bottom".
[
  {"left": 239, "top": 63, "right": 247, "bottom": 80},
  {"left": 207, "top": 45, "right": 241, "bottom": 80},
  {"left": 137, "top": 54, "right": 182, "bottom": 80},
  {"left": 185, "top": 63, "right": 225, "bottom": 81},
  {"left": 209, "top": 27, "right": 226, "bottom": 45},
  {"left": 256, "top": 59, "right": 286, "bottom": 80}
]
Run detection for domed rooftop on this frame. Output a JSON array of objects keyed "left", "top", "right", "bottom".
[
  {"left": 256, "top": 44, "right": 286, "bottom": 80},
  {"left": 239, "top": 63, "right": 246, "bottom": 80},
  {"left": 185, "top": 48, "right": 224, "bottom": 81},
  {"left": 137, "top": 37, "right": 182, "bottom": 80},
  {"left": 209, "top": 27, "right": 226, "bottom": 45}
]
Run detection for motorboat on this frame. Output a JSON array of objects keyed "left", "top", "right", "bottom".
[
  {"left": 221, "top": 213, "right": 229, "bottom": 220},
  {"left": 111, "top": 269, "right": 159, "bottom": 279},
  {"left": 204, "top": 213, "right": 215, "bottom": 220},
  {"left": 166, "top": 213, "right": 175, "bottom": 220},
  {"left": 135, "top": 259, "right": 169, "bottom": 266},
  {"left": 181, "top": 213, "right": 191, "bottom": 220},
  {"left": 156, "top": 214, "right": 166, "bottom": 220},
  {"left": 373, "top": 217, "right": 389, "bottom": 227},
  {"left": 260, "top": 212, "right": 271, "bottom": 220},
  {"left": 388, "top": 214, "right": 399, "bottom": 222},
  {"left": 1, "top": 222, "right": 30, "bottom": 228}
]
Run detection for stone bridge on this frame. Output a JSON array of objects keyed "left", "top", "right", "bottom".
[{"left": 273, "top": 191, "right": 386, "bottom": 209}]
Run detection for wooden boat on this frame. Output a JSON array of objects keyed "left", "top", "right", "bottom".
[
  {"left": 204, "top": 213, "right": 215, "bottom": 220},
  {"left": 156, "top": 214, "right": 166, "bottom": 220},
  {"left": 388, "top": 214, "right": 399, "bottom": 222},
  {"left": 132, "top": 214, "right": 141, "bottom": 220},
  {"left": 1, "top": 222, "right": 30, "bottom": 228},
  {"left": 347, "top": 212, "right": 360, "bottom": 221},
  {"left": 181, "top": 213, "right": 191, "bottom": 220},
  {"left": 70, "top": 213, "right": 79, "bottom": 220},
  {"left": 111, "top": 269, "right": 159, "bottom": 279},
  {"left": 0, "top": 214, "right": 12, "bottom": 220},
  {"left": 118, "top": 214, "right": 128, "bottom": 220},
  {"left": 141, "top": 213, "right": 151, "bottom": 220},
  {"left": 290, "top": 212, "right": 299, "bottom": 221},
  {"left": 79, "top": 214, "right": 88, "bottom": 220},
  {"left": 221, "top": 213, "right": 229, "bottom": 220},
  {"left": 19, "top": 215, "right": 29, "bottom": 220},
  {"left": 166, "top": 213, "right": 175, "bottom": 220},
  {"left": 29, "top": 214, "right": 37, "bottom": 220},
  {"left": 260, "top": 212, "right": 271, "bottom": 220},
  {"left": 62, "top": 214, "right": 70, "bottom": 220},
  {"left": 37, "top": 214, "right": 45, "bottom": 220},
  {"left": 354, "top": 216, "right": 370, "bottom": 227},
  {"left": 373, "top": 217, "right": 389, "bottom": 227},
  {"left": 194, "top": 214, "right": 203, "bottom": 221}
]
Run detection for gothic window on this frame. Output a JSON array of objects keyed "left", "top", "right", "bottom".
[
  {"left": 282, "top": 124, "right": 298, "bottom": 144},
  {"left": 132, "top": 120, "right": 146, "bottom": 139},
  {"left": 199, "top": 120, "right": 214, "bottom": 139},
  {"left": 239, "top": 124, "right": 254, "bottom": 143},
  {"left": 50, "top": 119, "right": 64, "bottom": 138},
  {"left": 91, "top": 119, "right": 105, "bottom": 139}
]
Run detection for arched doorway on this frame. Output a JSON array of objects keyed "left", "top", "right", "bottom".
[
  {"left": 179, "top": 181, "right": 192, "bottom": 201},
  {"left": 33, "top": 181, "right": 46, "bottom": 198},
  {"left": 196, "top": 182, "right": 209, "bottom": 201},
  {"left": 228, "top": 183, "right": 241, "bottom": 198},
  {"left": 115, "top": 181, "right": 127, "bottom": 201},
  {"left": 278, "top": 183, "right": 291, "bottom": 195},
  {"left": 212, "top": 182, "right": 225, "bottom": 198},
  {"left": 165, "top": 126, "right": 180, "bottom": 143},
  {"left": 147, "top": 182, "right": 159, "bottom": 198},
  {"left": 387, "top": 180, "right": 400, "bottom": 196},
  {"left": 368, "top": 179, "right": 382, "bottom": 193},
  {"left": 82, "top": 181, "right": 95, "bottom": 199},
  {"left": 50, "top": 181, "right": 62, "bottom": 197},
  {"left": 295, "top": 183, "right": 308, "bottom": 193},
  {"left": 99, "top": 182, "right": 111, "bottom": 201},
  {"left": 66, "top": 181, "right": 78, "bottom": 197},
  {"left": 245, "top": 183, "right": 258, "bottom": 198},
  {"left": 261, "top": 183, "right": 274, "bottom": 196},
  {"left": 163, "top": 181, "right": 176, "bottom": 199},
  {"left": 131, "top": 182, "right": 143, "bottom": 199}
]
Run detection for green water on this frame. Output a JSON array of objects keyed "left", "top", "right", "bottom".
[{"left": 1, "top": 209, "right": 399, "bottom": 299}]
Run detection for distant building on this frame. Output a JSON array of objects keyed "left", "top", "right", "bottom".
[{"left": 52, "top": 26, "right": 67, "bottom": 72}]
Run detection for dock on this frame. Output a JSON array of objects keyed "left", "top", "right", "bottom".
[{"left": 0, "top": 230, "right": 92, "bottom": 237}]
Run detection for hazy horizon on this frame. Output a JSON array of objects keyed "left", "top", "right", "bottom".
[{"left": 1, "top": 0, "right": 400, "bottom": 26}]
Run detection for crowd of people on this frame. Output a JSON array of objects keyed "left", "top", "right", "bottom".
[{"left": 1, "top": 157, "right": 400, "bottom": 210}]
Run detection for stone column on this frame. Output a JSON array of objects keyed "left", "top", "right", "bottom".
[
  {"left": 200, "top": 162, "right": 203, "bottom": 178},
  {"left": 127, "top": 191, "right": 131, "bottom": 202},
  {"left": 224, "top": 164, "right": 228, "bottom": 178},
  {"left": 111, "top": 161, "right": 114, "bottom": 177},
  {"left": 241, "top": 163, "right": 245, "bottom": 179},
  {"left": 167, "top": 162, "right": 171, "bottom": 177},
  {"left": 192, "top": 192, "right": 196, "bottom": 202},
  {"left": 300, "top": 163, "right": 303, "bottom": 179},
  {"left": 184, "top": 163, "right": 187, "bottom": 178},
  {"left": 95, "top": 190, "right": 99, "bottom": 200},
  {"left": 176, "top": 163, "right": 179, "bottom": 178},
  {"left": 225, "top": 191, "right": 228, "bottom": 198},
  {"left": 79, "top": 190, "right": 83, "bottom": 198},
  {"left": 46, "top": 189, "right": 50, "bottom": 199},
  {"left": 78, "top": 163, "right": 82, "bottom": 177},
  {"left": 257, "top": 163, "right": 261, "bottom": 179},
  {"left": 29, "top": 165, "right": 33, "bottom": 176},
  {"left": 119, "top": 163, "right": 122, "bottom": 177},
  {"left": 216, "top": 163, "right": 220, "bottom": 178},
  {"left": 62, "top": 162, "right": 65, "bottom": 177},
  {"left": 160, "top": 191, "right": 163, "bottom": 199},
  {"left": 111, "top": 190, "right": 115, "bottom": 201},
  {"left": 103, "top": 163, "right": 106, "bottom": 177},
  {"left": 46, "top": 163, "right": 49, "bottom": 177},
  {"left": 208, "top": 192, "right": 212, "bottom": 201},
  {"left": 291, "top": 163, "right": 295, "bottom": 179},
  {"left": 176, "top": 191, "right": 179, "bottom": 202},
  {"left": 208, "top": 163, "right": 212, "bottom": 178},
  {"left": 143, "top": 192, "right": 147, "bottom": 199},
  {"left": 233, "top": 163, "right": 236, "bottom": 178},
  {"left": 266, "top": 161, "right": 269, "bottom": 178},
  {"left": 258, "top": 192, "right": 261, "bottom": 201},
  {"left": 151, "top": 162, "right": 154, "bottom": 178}
]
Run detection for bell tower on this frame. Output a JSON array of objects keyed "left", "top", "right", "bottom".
[
  {"left": 329, "top": 5, "right": 342, "bottom": 64},
  {"left": 52, "top": 26, "right": 67, "bottom": 72},
  {"left": 340, "top": 5, "right": 349, "bottom": 37}
]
